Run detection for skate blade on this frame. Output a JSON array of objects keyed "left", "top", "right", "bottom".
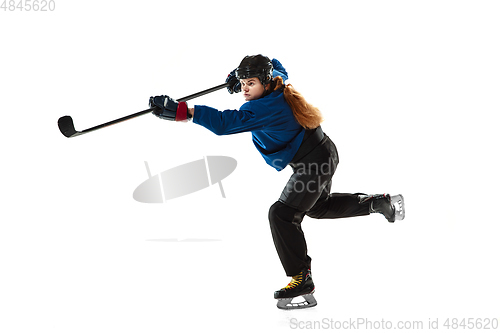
[
  {"left": 391, "top": 194, "right": 405, "bottom": 220},
  {"left": 276, "top": 293, "right": 317, "bottom": 310}
]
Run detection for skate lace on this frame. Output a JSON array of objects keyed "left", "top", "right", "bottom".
[{"left": 284, "top": 274, "right": 303, "bottom": 290}]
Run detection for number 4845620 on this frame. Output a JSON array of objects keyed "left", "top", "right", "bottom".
[{"left": 1, "top": 0, "right": 55, "bottom": 11}]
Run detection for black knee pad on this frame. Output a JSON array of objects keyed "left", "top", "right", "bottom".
[{"left": 269, "top": 201, "right": 305, "bottom": 225}]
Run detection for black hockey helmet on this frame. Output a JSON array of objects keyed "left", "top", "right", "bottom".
[{"left": 236, "top": 54, "right": 273, "bottom": 86}]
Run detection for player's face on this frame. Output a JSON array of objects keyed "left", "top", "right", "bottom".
[{"left": 241, "top": 78, "right": 265, "bottom": 101}]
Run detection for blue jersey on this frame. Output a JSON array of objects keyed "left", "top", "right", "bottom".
[{"left": 192, "top": 60, "right": 305, "bottom": 171}]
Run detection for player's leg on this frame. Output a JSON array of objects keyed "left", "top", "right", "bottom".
[{"left": 268, "top": 201, "right": 317, "bottom": 310}]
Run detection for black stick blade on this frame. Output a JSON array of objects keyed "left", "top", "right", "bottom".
[{"left": 58, "top": 116, "right": 79, "bottom": 138}]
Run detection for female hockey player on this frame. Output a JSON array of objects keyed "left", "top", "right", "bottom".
[{"left": 149, "top": 55, "right": 405, "bottom": 310}]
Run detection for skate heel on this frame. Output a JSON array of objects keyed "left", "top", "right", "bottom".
[{"left": 391, "top": 194, "right": 405, "bottom": 221}]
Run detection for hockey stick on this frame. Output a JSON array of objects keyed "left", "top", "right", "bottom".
[{"left": 57, "top": 82, "right": 230, "bottom": 138}]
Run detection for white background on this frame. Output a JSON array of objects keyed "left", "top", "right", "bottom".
[{"left": 1, "top": 0, "right": 499, "bottom": 332}]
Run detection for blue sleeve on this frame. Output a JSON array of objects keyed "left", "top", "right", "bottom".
[
  {"left": 193, "top": 103, "right": 270, "bottom": 136},
  {"left": 272, "top": 58, "right": 288, "bottom": 81}
]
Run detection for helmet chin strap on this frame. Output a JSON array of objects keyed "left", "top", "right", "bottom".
[
  {"left": 261, "top": 76, "right": 281, "bottom": 98},
  {"left": 261, "top": 81, "right": 272, "bottom": 98}
]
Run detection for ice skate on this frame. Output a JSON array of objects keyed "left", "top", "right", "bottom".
[
  {"left": 390, "top": 194, "right": 405, "bottom": 221},
  {"left": 274, "top": 269, "right": 317, "bottom": 310},
  {"left": 360, "top": 194, "right": 405, "bottom": 222}
]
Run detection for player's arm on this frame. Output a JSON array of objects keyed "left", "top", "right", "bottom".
[{"left": 272, "top": 58, "right": 288, "bottom": 81}]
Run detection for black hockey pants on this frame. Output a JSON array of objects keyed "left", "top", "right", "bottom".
[{"left": 269, "top": 127, "right": 370, "bottom": 276}]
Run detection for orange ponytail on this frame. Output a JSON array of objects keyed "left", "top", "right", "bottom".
[{"left": 268, "top": 76, "right": 323, "bottom": 129}]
